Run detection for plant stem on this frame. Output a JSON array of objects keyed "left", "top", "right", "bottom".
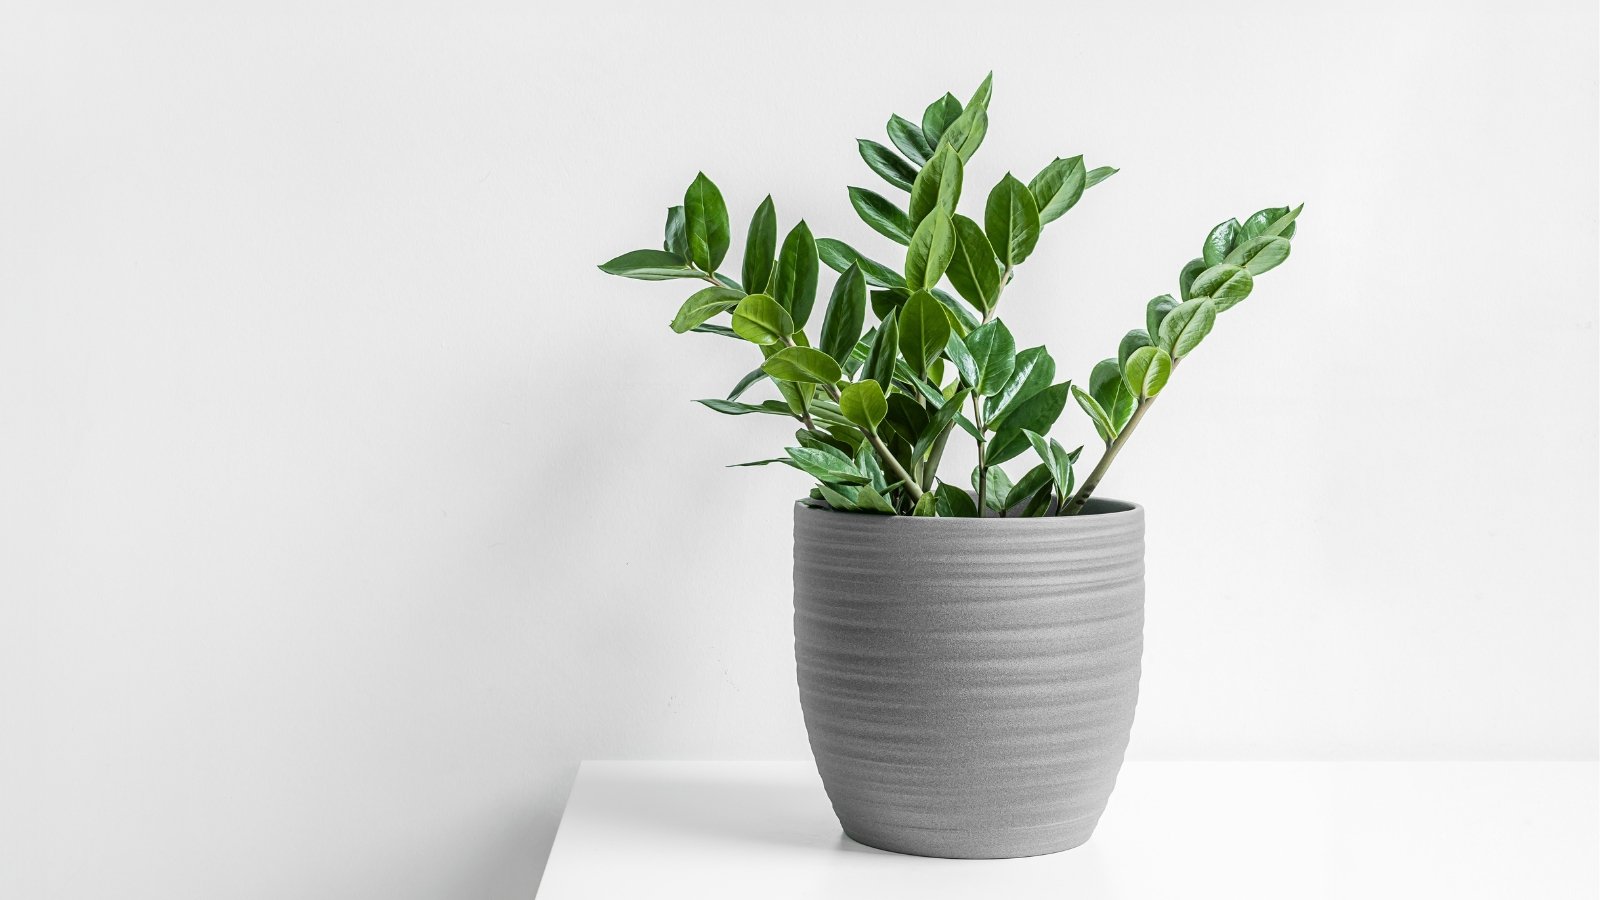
[
  {"left": 815, "top": 375, "right": 923, "bottom": 502},
  {"left": 920, "top": 420, "right": 955, "bottom": 492},
  {"left": 1062, "top": 396, "right": 1155, "bottom": 515},
  {"left": 971, "top": 394, "right": 988, "bottom": 517}
]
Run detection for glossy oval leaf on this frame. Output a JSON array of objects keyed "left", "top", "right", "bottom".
[
  {"left": 663, "top": 206, "right": 688, "bottom": 258},
  {"left": 1072, "top": 384, "right": 1117, "bottom": 444},
  {"left": 864, "top": 308, "right": 899, "bottom": 387},
  {"left": 964, "top": 319, "right": 1017, "bottom": 397},
  {"left": 1225, "top": 235, "right": 1292, "bottom": 277},
  {"left": 898, "top": 289, "right": 953, "bottom": 375},
  {"left": 1189, "top": 264, "right": 1254, "bottom": 307},
  {"left": 921, "top": 92, "right": 963, "bottom": 145},
  {"left": 1029, "top": 156, "right": 1086, "bottom": 225},
  {"left": 1122, "top": 345, "right": 1171, "bottom": 398},
  {"left": 771, "top": 221, "right": 819, "bottom": 328},
  {"left": 838, "top": 379, "right": 888, "bottom": 432},
  {"left": 986, "top": 345, "right": 1056, "bottom": 424},
  {"left": 904, "top": 208, "right": 956, "bottom": 292},
  {"left": 1118, "top": 329, "right": 1153, "bottom": 371},
  {"left": 816, "top": 238, "right": 906, "bottom": 289},
  {"left": 670, "top": 285, "right": 745, "bottom": 334},
  {"left": 1091, "top": 357, "right": 1135, "bottom": 431},
  {"left": 856, "top": 139, "right": 918, "bottom": 192},
  {"left": 763, "top": 346, "right": 843, "bottom": 385},
  {"left": 1085, "top": 166, "right": 1119, "bottom": 188},
  {"left": 992, "top": 380, "right": 1070, "bottom": 437},
  {"left": 1156, "top": 297, "right": 1218, "bottom": 359},
  {"left": 909, "top": 145, "right": 963, "bottom": 229},
  {"left": 1202, "top": 217, "right": 1240, "bottom": 267},
  {"left": 818, "top": 264, "right": 868, "bottom": 363},
  {"left": 887, "top": 114, "right": 932, "bottom": 166},
  {"left": 848, "top": 187, "right": 912, "bottom": 245},
  {"left": 944, "top": 331, "right": 979, "bottom": 387},
  {"left": 1178, "top": 257, "right": 1207, "bottom": 301},
  {"left": 944, "top": 214, "right": 1001, "bottom": 315},
  {"left": 731, "top": 293, "right": 794, "bottom": 345},
  {"left": 984, "top": 173, "right": 1041, "bottom": 266},
  {"left": 599, "top": 248, "right": 699, "bottom": 281},
  {"left": 934, "top": 482, "right": 978, "bottom": 518},
  {"left": 1146, "top": 294, "right": 1179, "bottom": 339},
  {"left": 741, "top": 196, "right": 777, "bottom": 295},
  {"left": 684, "top": 172, "right": 730, "bottom": 272}
]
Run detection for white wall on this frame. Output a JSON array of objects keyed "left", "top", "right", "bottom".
[{"left": 2, "top": 2, "right": 1594, "bottom": 897}]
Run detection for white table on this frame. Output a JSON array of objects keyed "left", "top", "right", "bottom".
[{"left": 537, "top": 761, "right": 1598, "bottom": 899}]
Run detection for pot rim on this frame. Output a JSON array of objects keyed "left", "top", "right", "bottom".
[{"left": 793, "top": 495, "right": 1141, "bottom": 524}]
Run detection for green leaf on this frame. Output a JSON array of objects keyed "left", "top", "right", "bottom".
[
  {"left": 967, "top": 72, "right": 994, "bottom": 112},
  {"left": 1006, "top": 463, "right": 1054, "bottom": 510},
  {"left": 986, "top": 345, "right": 1055, "bottom": 423},
  {"left": 848, "top": 187, "right": 912, "bottom": 245},
  {"left": 1140, "top": 295, "right": 1175, "bottom": 340},
  {"left": 1189, "top": 264, "right": 1253, "bottom": 309},
  {"left": 944, "top": 331, "right": 978, "bottom": 387},
  {"left": 670, "top": 285, "right": 745, "bottom": 333},
  {"left": 727, "top": 366, "right": 765, "bottom": 401},
  {"left": 883, "top": 393, "right": 930, "bottom": 447},
  {"left": 726, "top": 458, "right": 796, "bottom": 468},
  {"left": 1091, "top": 357, "right": 1135, "bottom": 431},
  {"left": 1122, "top": 345, "right": 1172, "bottom": 398},
  {"left": 786, "top": 446, "right": 869, "bottom": 485},
  {"left": 964, "top": 319, "right": 1016, "bottom": 397},
  {"left": 904, "top": 208, "right": 956, "bottom": 291},
  {"left": 684, "top": 172, "right": 731, "bottom": 272},
  {"left": 838, "top": 379, "right": 888, "bottom": 432},
  {"left": 731, "top": 293, "right": 794, "bottom": 345},
  {"left": 1072, "top": 385, "right": 1117, "bottom": 444},
  {"left": 816, "top": 238, "right": 906, "bottom": 289},
  {"left": 909, "top": 145, "right": 963, "bottom": 229},
  {"left": 1178, "top": 257, "right": 1207, "bottom": 301},
  {"left": 853, "top": 484, "right": 897, "bottom": 515},
  {"left": 984, "top": 174, "right": 1042, "bottom": 267},
  {"left": 912, "top": 387, "right": 971, "bottom": 460},
  {"left": 932, "top": 288, "right": 979, "bottom": 335},
  {"left": 1118, "top": 329, "right": 1153, "bottom": 371},
  {"left": 887, "top": 114, "right": 933, "bottom": 166},
  {"left": 857, "top": 139, "right": 918, "bottom": 191},
  {"left": 1261, "top": 203, "right": 1303, "bottom": 238},
  {"left": 695, "top": 398, "right": 794, "bottom": 417},
  {"left": 763, "top": 346, "right": 843, "bottom": 385},
  {"left": 663, "top": 206, "right": 688, "bottom": 257},
  {"left": 767, "top": 355, "right": 814, "bottom": 415},
  {"left": 991, "top": 380, "right": 1070, "bottom": 437},
  {"left": 897, "top": 289, "right": 952, "bottom": 375},
  {"left": 912, "top": 491, "right": 939, "bottom": 516},
  {"left": 938, "top": 102, "right": 988, "bottom": 163},
  {"left": 771, "top": 221, "right": 819, "bottom": 328},
  {"left": 1029, "top": 156, "right": 1087, "bottom": 225},
  {"left": 972, "top": 464, "right": 1013, "bottom": 513},
  {"left": 864, "top": 308, "right": 899, "bottom": 387},
  {"left": 921, "top": 92, "right": 963, "bottom": 146},
  {"left": 1023, "top": 430, "right": 1078, "bottom": 501},
  {"left": 1156, "top": 297, "right": 1218, "bottom": 359},
  {"left": 1085, "top": 166, "right": 1119, "bottom": 188},
  {"left": 818, "top": 264, "right": 867, "bottom": 363},
  {"left": 1224, "top": 235, "right": 1292, "bottom": 277},
  {"left": 598, "top": 248, "right": 699, "bottom": 281},
  {"left": 934, "top": 482, "right": 978, "bottom": 517},
  {"left": 741, "top": 196, "right": 777, "bottom": 295},
  {"left": 944, "top": 214, "right": 1001, "bottom": 315},
  {"left": 816, "top": 483, "right": 861, "bottom": 512},
  {"left": 1202, "top": 217, "right": 1240, "bottom": 267},
  {"left": 690, "top": 323, "right": 739, "bottom": 338}
]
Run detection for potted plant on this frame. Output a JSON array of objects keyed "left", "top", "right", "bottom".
[{"left": 600, "top": 74, "right": 1302, "bottom": 859}]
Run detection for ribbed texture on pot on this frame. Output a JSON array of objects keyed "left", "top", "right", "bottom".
[{"left": 793, "top": 498, "right": 1145, "bottom": 859}]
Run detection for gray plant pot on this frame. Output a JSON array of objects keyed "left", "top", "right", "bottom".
[{"left": 792, "top": 497, "right": 1145, "bottom": 859}]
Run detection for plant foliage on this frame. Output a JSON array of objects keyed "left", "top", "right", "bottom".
[{"left": 599, "top": 74, "right": 1303, "bottom": 516}]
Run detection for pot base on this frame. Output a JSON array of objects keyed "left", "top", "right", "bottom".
[{"left": 841, "top": 825, "right": 1095, "bottom": 860}]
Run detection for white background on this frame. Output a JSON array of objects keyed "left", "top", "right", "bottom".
[{"left": 2, "top": 2, "right": 1594, "bottom": 897}]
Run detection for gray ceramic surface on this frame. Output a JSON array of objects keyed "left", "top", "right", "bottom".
[{"left": 792, "top": 497, "right": 1145, "bottom": 859}]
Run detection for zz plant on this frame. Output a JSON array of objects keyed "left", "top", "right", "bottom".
[{"left": 600, "top": 74, "right": 1302, "bottom": 517}]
